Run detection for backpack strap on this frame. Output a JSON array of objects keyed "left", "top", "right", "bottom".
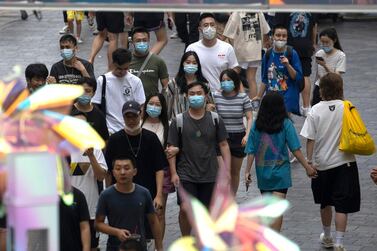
[
  {"left": 100, "top": 74, "right": 107, "bottom": 114},
  {"left": 137, "top": 52, "right": 153, "bottom": 78},
  {"left": 265, "top": 45, "right": 293, "bottom": 64}
]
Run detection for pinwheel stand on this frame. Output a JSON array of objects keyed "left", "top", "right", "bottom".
[{"left": 5, "top": 152, "right": 58, "bottom": 251}]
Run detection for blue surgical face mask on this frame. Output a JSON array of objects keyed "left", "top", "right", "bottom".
[
  {"left": 77, "top": 94, "right": 91, "bottom": 105},
  {"left": 134, "top": 42, "right": 149, "bottom": 54},
  {"left": 188, "top": 95, "right": 205, "bottom": 109},
  {"left": 146, "top": 104, "right": 162, "bottom": 118},
  {"left": 220, "top": 80, "right": 235, "bottom": 92},
  {"left": 60, "top": 48, "right": 75, "bottom": 60},
  {"left": 183, "top": 64, "right": 198, "bottom": 74},
  {"left": 322, "top": 45, "right": 333, "bottom": 53}
]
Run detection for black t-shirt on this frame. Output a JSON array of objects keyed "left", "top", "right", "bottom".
[
  {"left": 50, "top": 58, "right": 95, "bottom": 84},
  {"left": 105, "top": 129, "right": 167, "bottom": 198},
  {"left": 60, "top": 187, "right": 90, "bottom": 251},
  {"left": 72, "top": 105, "right": 109, "bottom": 141},
  {"left": 275, "top": 12, "right": 318, "bottom": 58}
]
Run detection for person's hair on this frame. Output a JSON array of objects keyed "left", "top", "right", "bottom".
[
  {"left": 319, "top": 72, "right": 344, "bottom": 101},
  {"left": 25, "top": 63, "right": 48, "bottom": 81},
  {"left": 59, "top": 34, "right": 77, "bottom": 46},
  {"left": 131, "top": 26, "right": 150, "bottom": 40},
  {"left": 142, "top": 93, "right": 169, "bottom": 147},
  {"left": 70, "top": 109, "right": 87, "bottom": 119},
  {"left": 112, "top": 48, "right": 132, "bottom": 65},
  {"left": 219, "top": 69, "right": 241, "bottom": 92},
  {"left": 119, "top": 239, "right": 143, "bottom": 251},
  {"left": 77, "top": 77, "right": 97, "bottom": 93},
  {"left": 256, "top": 92, "right": 289, "bottom": 134},
  {"left": 199, "top": 12, "right": 215, "bottom": 23},
  {"left": 272, "top": 24, "right": 287, "bottom": 35},
  {"left": 185, "top": 81, "right": 209, "bottom": 95},
  {"left": 175, "top": 51, "right": 208, "bottom": 94},
  {"left": 112, "top": 154, "right": 137, "bottom": 170},
  {"left": 319, "top": 27, "right": 343, "bottom": 51},
  {"left": 214, "top": 13, "right": 230, "bottom": 24}
]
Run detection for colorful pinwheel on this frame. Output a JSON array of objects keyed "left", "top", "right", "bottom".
[{"left": 169, "top": 165, "right": 300, "bottom": 251}]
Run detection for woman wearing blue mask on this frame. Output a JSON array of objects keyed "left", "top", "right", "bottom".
[
  {"left": 165, "top": 51, "right": 208, "bottom": 120},
  {"left": 312, "top": 27, "right": 346, "bottom": 106},
  {"left": 213, "top": 69, "right": 253, "bottom": 194},
  {"left": 141, "top": 93, "right": 173, "bottom": 241}
]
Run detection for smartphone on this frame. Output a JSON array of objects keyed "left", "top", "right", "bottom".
[{"left": 316, "top": 56, "right": 324, "bottom": 61}]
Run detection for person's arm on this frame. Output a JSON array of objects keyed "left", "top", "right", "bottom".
[
  {"left": 154, "top": 170, "right": 164, "bottom": 210},
  {"left": 255, "top": 83, "right": 266, "bottom": 99},
  {"left": 291, "top": 149, "right": 317, "bottom": 178},
  {"left": 80, "top": 221, "right": 91, "bottom": 251},
  {"left": 85, "top": 148, "right": 107, "bottom": 181},
  {"left": 95, "top": 215, "right": 130, "bottom": 242},
  {"left": 219, "top": 140, "right": 231, "bottom": 170},
  {"left": 245, "top": 154, "right": 254, "bottom": 186},
  {"left": 160, "top": 78, "right": 169, "bottom": 92},
  {"left": 168, "top": 155, "right": 179, "bottom": 187},
  {"left": 280, "top": 56, "right": 297, "bottom": 80},
  {"left": 147, "top": 213, "right": 163, "bottom": 251},
  {"left": 242, "top": 110, "right": 253, "bottom": 146},
  {"left": 72, "top": 58, "right": 90, "bottom": 78},
  {"left": 312, "top": 22, "right": 318, "bottom": 49},
  {"left": 306, "top": 139, "right": 315, "bottom": 163}
]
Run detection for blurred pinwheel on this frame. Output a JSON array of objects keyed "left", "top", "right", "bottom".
[
  {"left": 168, "top": 165, "right": 300, "bottom": 251},
  {"left": 0, "top": 66, "right": 105, "bottom": 205}
]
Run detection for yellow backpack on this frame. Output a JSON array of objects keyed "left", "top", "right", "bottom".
[{"left": 339, "top": 100, "right": 375, "bottom": 155}]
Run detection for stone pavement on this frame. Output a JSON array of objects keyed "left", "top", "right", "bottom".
[{"left": 0, "top": 10, "right": 376, "bottom": 251}]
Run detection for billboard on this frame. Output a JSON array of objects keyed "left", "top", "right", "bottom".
[{"left": 0, "top": 0, "right": 377, "bottom": 12}]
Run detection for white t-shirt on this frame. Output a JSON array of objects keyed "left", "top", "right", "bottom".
[
  {"left": 70, "top": 149, "right": 108, "bottom": 219},
  {"left": 300, "top": 100, "right": 355, "bottom": 171},
  {"left": 314, "top": 49, "right": 346, "bottom": 86},
  {"left": 92, "top": 72, "right": 146, "bottom": 134},
  {"left": 223, "top": 12, "right": 270, "bottom": 62},
  {"left": 186, "top": 39, "right": 239, "bottom": 92},
  {"left": 142, "top": 121, "right": 165, "bottom": 146}
]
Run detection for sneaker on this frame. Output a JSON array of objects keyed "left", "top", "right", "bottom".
[
  {"left": 300, "top": 106, "right": 311, "bottom": 117},
  {"left": 77, "top": 38, "right": 83, "bottom": 44},
  {"left": 92, "top": 29, "right": 99, "bottom": 36},
  {"left": 170, "top": 32, "right": 179, "bottom": 39},
  {"left": 319, "top": 233, "right": 334, "bottom": 248},
  {"left": 334, "top": 245, "right": 347, "bottom": 251},
  {"left": 59, "top": 25, "right": 68, "bottom": 34}
]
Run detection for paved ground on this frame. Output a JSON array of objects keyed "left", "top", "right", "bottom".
[{"left": 1, "top": 10, "right": 377, "bottom": 251}]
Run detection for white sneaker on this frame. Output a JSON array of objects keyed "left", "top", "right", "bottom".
[
  {"left": 300, "top": 106, "right": 311, "bottom": 117},
  {"left": 59, "top": 25, "right": 68, "bottom": 34},
  {"left": 170, "top": 32, "right": 179, "bottom": 39},
  {"left": 334, "top": 245, "right": 347, "bottom": 251},
  {"left": 76, "top": 38, "right": 83, "bottom": 44},
  {"left": 319, "top": 233, "right": 334, "bottom": 248}
]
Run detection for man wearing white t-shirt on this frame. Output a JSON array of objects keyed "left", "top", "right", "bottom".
[
  {"left": 186, "top": 13, "right": 239, "bottom": 92},
  {"left": 92, "top": 48, "right": 146, "bottom": 134}
]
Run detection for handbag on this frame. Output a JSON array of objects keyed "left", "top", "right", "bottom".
[{"left": 339, "top": 100, "right": 375, "bottom": 155}]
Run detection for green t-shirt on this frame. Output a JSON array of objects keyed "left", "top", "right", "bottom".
[{"left": 130, "top": 53, "right": 169, "bottom": 98}]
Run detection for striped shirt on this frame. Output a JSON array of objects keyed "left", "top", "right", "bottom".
[{"left": 213, "top": 91, "right": 252, "bottom": 133}]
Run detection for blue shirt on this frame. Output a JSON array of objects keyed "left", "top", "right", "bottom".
[
  {"left": 261, "top": 48, "right": 303, "bottom": 115},
  {"left": 245, "top": 119, "right": 301, "bottom": 190}
]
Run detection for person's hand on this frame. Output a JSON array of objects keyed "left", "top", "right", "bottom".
[
  {"left": 72, "top": 58, "right": 86, "bottom": 72},
  {"left": 83, "top": 148, "right": 94, "bottom": 157},
  {"left": 306, "top": 164, "right": 318, "bottom": 178},
  {"left": 153, "top": 194, "right": 163, "bottom": 211},
  {"left": 171, "top": 173, "right": 180, "bottom": 187},
  {"left": 46, "top": 76, "right": 56, "bottom": 84},
  {"left": 241, "top": 135, "right": 248, "bottom": 147},
  {"left": 116, "top": 228, "right": 131, "bottom": 242},
  {"left": 371, "top": 168, "right": 377, "bottom": 185},
  {"left": 206, "top": 103, "right": 216, "bottom": 112},
  {"left": 316, "top": 58, "right": 326, "bottom": 67},
  {"left": 165, "top": 146, "right": 179, "bottom": 159},
  {"left": 245, "top": 171, "right": 252, "bottom": 191},
  {"left": 280, "top": 55, "right": 289, "bottom": 66}
]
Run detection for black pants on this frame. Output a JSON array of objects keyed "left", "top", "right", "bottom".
[
  {"left": 175, "top": 13, "right": 200, "bottom": 48},
  {"left": 312, "top": 85, "right": 321, "bottom": 106}
]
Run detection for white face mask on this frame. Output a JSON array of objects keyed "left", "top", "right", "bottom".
[
  {"left": 274, "top": 40, "right": 287, "bottom": 49},
  {"left": 202, "top": 26, "right": 217, "bottom": 40}
]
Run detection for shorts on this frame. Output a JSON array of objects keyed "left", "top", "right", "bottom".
[
  {"left": 177, "top": 180, "right": 215, "bottom": 208},
  {"left": 228, "top": 132, "right": 246, "bottom": 158},
  {"left": 89, "top": 220, "right": 99, "bottom": 249},
  {"left": 67, "top": 10, "right": 85, "bottom": 21},
  {"left": 134, "top": 12, "right": 165, "bottom": 32},
  {"left": 311, "top": 162, "right": 360, "bottom": 214},
  {"left": 300, "top": 56, "right": 312, "bottom": 77},
  {"left": 239, "top": 60, "right": 261, "bottom": 69},
  {"left": 0, "top": 214, "right": 6, "bottom": 228},
  {"left": 260, "top": 188, "right": 288, "bottom": 194},
  {"left": 163, "top": 168, "right": 175, "bottom": 194},
  {"left": 96, "top": 12, "right": 124, "bottom": 33}
]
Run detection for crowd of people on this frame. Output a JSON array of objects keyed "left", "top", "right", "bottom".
[{"left": 0, "top": 10, "right": 376, "bottom": 251}]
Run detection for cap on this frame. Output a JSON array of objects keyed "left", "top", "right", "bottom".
[
  {"left": 122, "top": 101, "right": 141, "bottom": 115},
  {"left": 199, "top": 12, "right": 216, "bottom": 22}
]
